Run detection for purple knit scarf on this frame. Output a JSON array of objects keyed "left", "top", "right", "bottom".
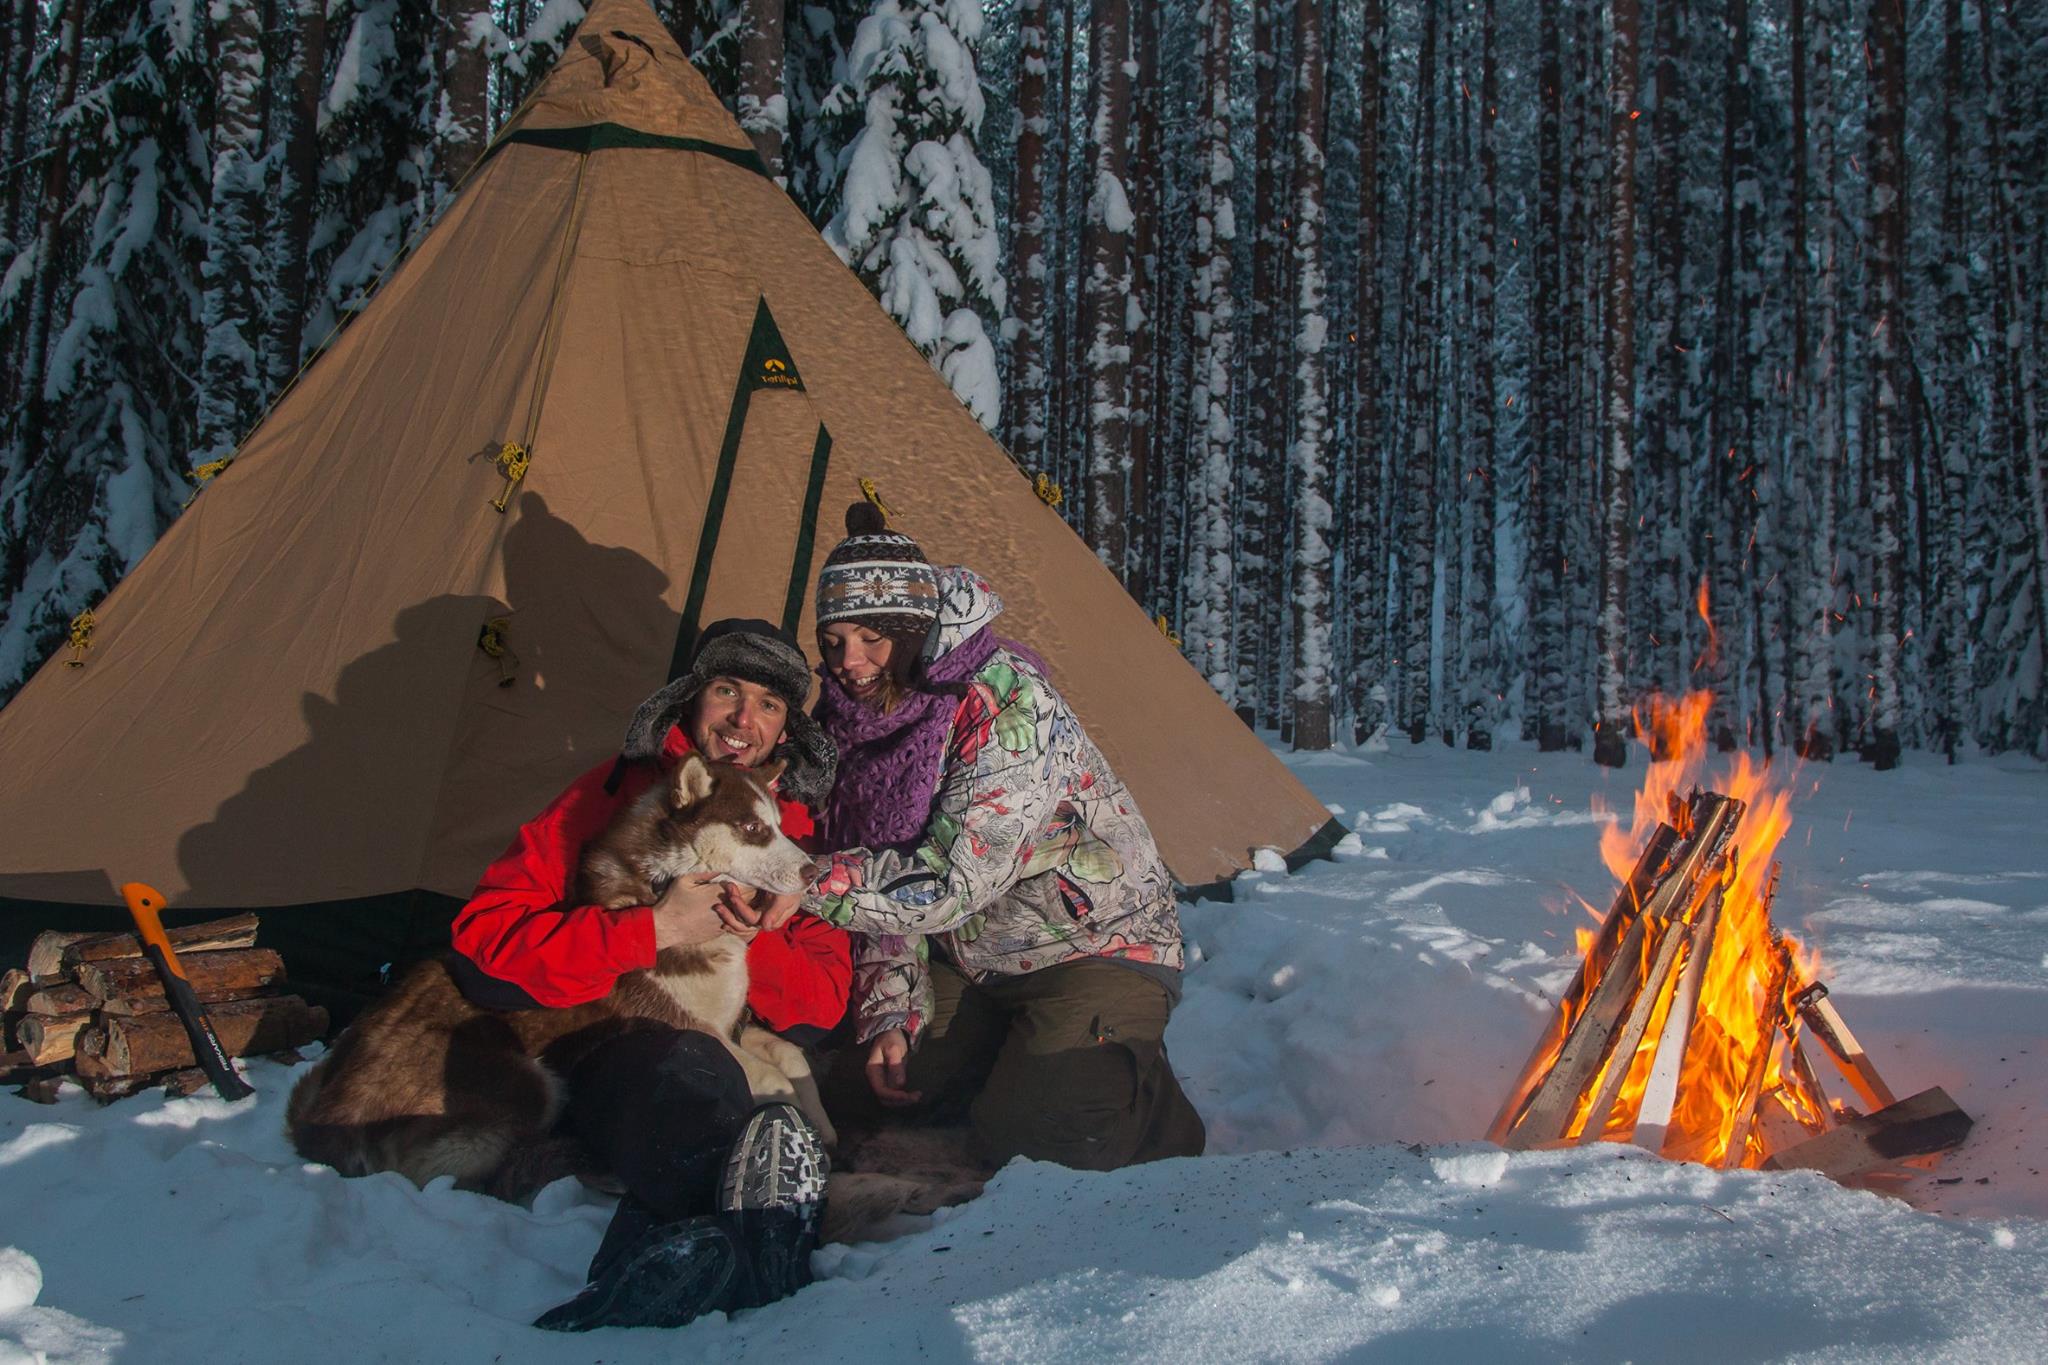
[{"left": 815, "top": 628, "right": 1036, "bottom": 850}]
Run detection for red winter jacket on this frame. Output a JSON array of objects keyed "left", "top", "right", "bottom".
[{"left": 450, "top": 725, "right": 851, "bottom": 1034}]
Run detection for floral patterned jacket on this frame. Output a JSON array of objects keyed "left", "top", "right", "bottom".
[{"left": 803, "top": 570, "right": 1184, "bottom": 1046}]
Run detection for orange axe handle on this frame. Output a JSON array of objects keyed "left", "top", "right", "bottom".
[{"left": 119, "top": 882, "right": 255, "bottom": 1100}]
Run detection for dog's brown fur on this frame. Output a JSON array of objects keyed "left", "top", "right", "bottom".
[{"left": 286, "top": 753, "right": 831, "bottom": 1201}]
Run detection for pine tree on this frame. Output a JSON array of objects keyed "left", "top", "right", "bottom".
[
  {"left": 1525, "top": 0, "right": 1568, "bottom": 749},
  {"left": 435, "top": 2, "right": 492, "bottom": 199},
  {"left": 1079, "top": 0, "right": 1133, "bottom": 575},
  {"left": 0, "top": 2, "right": 210, "bottom": 698},
  {"left": 1395, "top": 3, "right": 1441, "bottom": 745},
  {"left": 738, "top": 0, "right": 787, "bottom": 179},
  {"left": 1642, "top": 0, "right": 1690, "bottom": 700},
  {"left": 1124, "top": 0, "right": 1162, "bottom": 606},
  {"left": 1593, "top": 0, "right": 1640, "bottom": 769},
  {"left": 268, "top": 0, "right": 327, "bottom": 386},
  {"left": 1930, "top": 0, "right": 1973, "bottom": 760},
  {"left": 823, "top": 0, "right": 1006, "bottom": 431},
  {"left": 1462, "top": 0, "right": 1502, "bottom": 750},
  {"left": 1182, "top": 0, "right": 1235, "bottom": 706},
  {"left": 1004, "top": 0, "right": 1051, "bottom": 479},
  {"left": 1238, "top": 0, "right": 1288, "bottom": 724},
  {"left": 1861, "top": 0, "right": 1906, "bottom": 769},
  {"left": 194, "top": 0, "right": 272, "bottom": 464},
  {"left": 1287, "top": 0, "right": 1331, "bottom": 751},
  {"left": 1345, "top": 0, "right": 1386, "bottom": 744}
]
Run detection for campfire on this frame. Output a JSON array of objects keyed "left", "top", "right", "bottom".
[{"left": 1487, "top": 693, "right": 1972, "bottom": 1183}]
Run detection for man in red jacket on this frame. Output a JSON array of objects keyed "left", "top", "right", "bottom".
[{"left": 450, "top": 619, "right": 847, "bottom": 1332}]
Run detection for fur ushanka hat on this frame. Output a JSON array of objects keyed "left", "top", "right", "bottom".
[{"left": 621, "top": 618, "right": 837, "bottom": 807}]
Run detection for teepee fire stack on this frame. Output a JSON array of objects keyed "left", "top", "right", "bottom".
[{"left": 1488, "top": 781, "right": 1971, "bottom": 1184}]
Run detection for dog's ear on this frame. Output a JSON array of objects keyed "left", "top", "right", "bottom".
[
  {"left": 754, "top": 758, "right": 787, "bottom": 792},
  {"left": 669, "top": 752, "right": 717, "bottom": 810}
]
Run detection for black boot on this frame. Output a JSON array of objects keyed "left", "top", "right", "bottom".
[
  {"left": 532, "top": 1217, "right": 740, "bottom": 1332},
  {"left": 717, "top": 1103, "right": 829, "bottom": 1309}
]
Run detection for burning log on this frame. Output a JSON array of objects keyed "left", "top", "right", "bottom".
[
  {"left": 1487, "top": 698, "right": 1972, "bottom": 1187},
  {"left": 1762, "top": 1088, "right": 1974, "bottom": 1181},
  {"left": 1491, "top": 792, "right": 1744, "bottom": 1148}
]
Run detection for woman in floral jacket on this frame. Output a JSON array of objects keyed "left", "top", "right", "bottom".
[{"left": 791, "top": 502, "right": 1204, "bottom": 1171}]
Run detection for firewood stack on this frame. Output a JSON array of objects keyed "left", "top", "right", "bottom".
[{"left": 0, "top": 915, "right": 326, "bottom": 1103}]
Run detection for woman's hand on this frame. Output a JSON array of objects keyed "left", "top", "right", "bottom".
[
  {"left": 649, "top": 874, "right": 732, "bottom": 951},
  {"left": 712, "top": 887, "right": 802, "bottom": 937},
  {"left": 864, "top": 1028, "right": 922, "bottom": 1107}
]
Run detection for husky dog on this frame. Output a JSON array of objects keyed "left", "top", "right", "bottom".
[{"left": 287, "top": 753, "right": 833, "bottom": 1200}]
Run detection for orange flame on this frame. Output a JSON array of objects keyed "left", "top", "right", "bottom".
[{"left": 1556, "top": 691, "right": 1827, "bottom": 1166}]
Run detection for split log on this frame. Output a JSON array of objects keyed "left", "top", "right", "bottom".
[
  {"left": 1, "top": 969, "right": 31, "bottom": 1011},
  {"left": 74, "top": 948, "right": 285, "bottom": 1013},
  {"left": 1485, "top": 822, "right": 1680, "bottom": 1144},
  {"left": 22, "top": 982, "right": 95, "bottom": 1015},
  {"left": 80, "top": 1067, "right": 212, "bottom": 1104},
  {"left": 17, "top": 1012, "right": 92, "bottom": 1065},
  {"left": 74, "top": 996, "right": 325, "bottom": 1078},
  {"left": 58, "top": 913, "right": 260, "bottom": 968},
  {"left": 1633, "top": 892, "right": 1725, "bottom": 1150},
  {"left": 1761, "top": 1087, "right": 1973, "bottom": 1179},
  {"left": 1503, "top": 798, "right": 1742, "bottom": 1148},
  {"left": 1575, "top": 912, "right": 1693, "bottom": 1141},
  {"left": 25, "top": 931, "right": 90, "bottom": 980},
  {"left": 1505, "top": 916, "right": 1652, "bottom": 1145},
  {"left": 1795, "top": 983, "right": 1898, "bottom": 1113}
]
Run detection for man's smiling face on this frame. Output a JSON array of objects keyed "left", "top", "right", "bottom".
[{"left": 688, "top": 676, "right": 789, "bottom": 768}]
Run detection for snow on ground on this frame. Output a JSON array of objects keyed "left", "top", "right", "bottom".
[{"left": 5, "top": 740, "right": 2046, "bottom": 1362}]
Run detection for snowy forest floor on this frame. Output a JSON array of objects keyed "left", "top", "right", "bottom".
[{"left": 4, "top": 739, "right": 2046, "bottom": 1362}]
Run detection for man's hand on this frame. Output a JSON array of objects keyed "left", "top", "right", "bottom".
[
  {"left": 712, "top": 887, "right": 802, "bottom": 937},
  {"left": 649, "top": 874, "right": 731, "bottom": 951},
  {"left": 864, "top": 1028, "right": 922, "bottom": 1107}
]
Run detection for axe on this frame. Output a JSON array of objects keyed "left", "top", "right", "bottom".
[{"left": 119, "top": 882, "right": 255, "bottom": 1100}]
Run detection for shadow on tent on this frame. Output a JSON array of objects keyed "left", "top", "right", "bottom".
[{"left": 1, "top": 498, "right": 673, "bottom": 1027}]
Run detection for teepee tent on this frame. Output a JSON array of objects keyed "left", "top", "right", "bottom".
[{"left": 0, "top": 0, "right": 1341, "bottom": 1011}]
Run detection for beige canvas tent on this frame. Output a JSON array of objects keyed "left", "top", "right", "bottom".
[{"left": 0, "top": 0, "right": 1340, "bottom": 1009}]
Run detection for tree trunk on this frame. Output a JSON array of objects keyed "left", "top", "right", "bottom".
[
  {"left": 1236, "top": 0, "right": 1289, "bottom": 723},
  {"left": 1184, "top": 0, "right": 1236, "bottom": 707},
  {"left": 1007, "top": 0, "right": 1051, "bottom": 482},
  {"left": 1594, "top": 0, "right": 1641, "bottom": 770},
  {"left": 269, "top": 0, "right": 326, "bottom": 385},
  {"left": 1527, "top": 0, "right": 1570, "bottom": 750},
  {"left": 1082, "top": 0, "right": 1134, "bottom": 580},
  {"left": 1288, "top": 0, "right": 1331, "bottom": 751},
  {"left": 1862, "top": 0, "right": 1906, "bottom": 769},
  {"left": 1125, "top": 0, "right": 1161, "bottom": 608},
  {"left": 738, "top": 0, "right": 786, "bottom": 180},
  {"left": 437, "top": 2, "right": 491, "bottom": 198},
  {"left": 1346, "top": 0, "right": 1386, "bottom": 745},
  {"left": 1930, "top": 0, "right": 1972, "bottom": 761},
  {"left": 1396, "top": 3, "right": 1440, "bottom": 745},
  {"left": 195, "top": 0, "right": 271, "bottom": 462},
  {"left": 14, "top": 0, "right": 84, "bottom": 463},
  {"left": 1464, "top": 0, "right": 1500, "bottom": 751}
]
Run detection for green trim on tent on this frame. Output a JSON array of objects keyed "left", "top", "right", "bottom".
[
  {"left": 782, "top": 424, "right": 834, "bottom": 635},
  {"left": 492, "top": 122, "right": 771, "bottom": 178},
  {"left": 1175, "top": 814, "right": 1352, "bottom": 905},
  {"left": 669, "top": 298, "right": 801, "bottom": 678},
  {"left": 0, "top": 891, "right": 463, "bottom": 1029}
]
